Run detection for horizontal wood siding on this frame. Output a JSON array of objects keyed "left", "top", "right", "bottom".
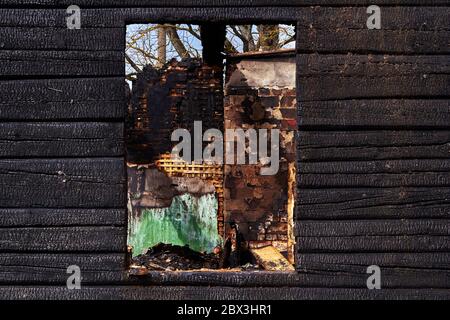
[
  {"left": 296, "top": 4, "right": 450, "bottom": 295},
  {"left": 0, "top": 0, "right": 128, "bottom": 296},
  {"left": 0, "top": 0, "right": 448, "bottom": 300}
]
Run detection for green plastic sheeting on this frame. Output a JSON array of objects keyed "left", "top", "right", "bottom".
[{"left": 129, "top": 193, "right": 222, "bottom": 257}]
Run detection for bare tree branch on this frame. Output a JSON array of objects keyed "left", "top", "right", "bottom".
[
  {"left": 125, "top": 53, "right": 142, "bottom": 73},
  {"left": 277, "top": 34, "right": 295, "bottom": 48},
  {"left": 166, "top": 25, "right": 191, "bottom": 58},
  {"left": 238, "top": 25, "right": 256, "bottom": 52}
]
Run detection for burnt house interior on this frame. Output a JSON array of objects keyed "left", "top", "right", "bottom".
[{"left": 126, "top": 23, "right": 296, "bottom": 273}]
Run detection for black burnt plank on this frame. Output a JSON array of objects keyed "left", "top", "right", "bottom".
[
  {"left": 1, "top": 0, "right": 449, "bottom": 7},
  {"left": 0, "top": 209, "right": 126, "bottom": 227},
  {"left": 297, "top": 54, "right": 450, "bottom": 101},
  {"left": 0, "top": 27, "right": 124, "bottom": 51},
  {"left": 0, "top": 51, "right": 123, "bottom": 77},
  {"left": 0, "top": 158, "right": 125, "bottom": 208},
  {"left": 0, "top": 78, "right": 125, "bottom": 120},
  {"left": 0, "top": 286, "right": 447, "bottom": 300},
  {"left": 296, "top": 187, "right": 450, "bottom": 220},
  {"left": 297, "top": 7, "right": 450, "bottom": 53},
  {"left": 0, "top": 253, "right": 127, "bottom": 284},
  {"left": 295, "top": 219, "right": 450, "bottom": 237},
  {"left": 0, "top": 122, "right": 124, "bottom": 158},
  {"left": 0, "top": 226, "right": 126, "bottom": 251},
  {"left": 298, "top": 100, "right": 450, "bottom": 128},
  {"left": 297, "top": 131, "right": 450, "bottom": 161},
  {"left": 297, "top": 159, "right": 450, "bottom": 187},
  {"left": 296, "top": 235, "right": 450, "bottom": 252}
]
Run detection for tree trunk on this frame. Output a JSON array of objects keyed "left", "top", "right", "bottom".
[
  {"left": 157, "top": 25, "right": 166, "bottom": 67},
  {"left": 166, "top": 25, "right": 190, "bottom": 59},
  {"left": 257, "top": 24, "right": 279, "bottom": 51},
  {"left": 238, "top": 25, "right": 256, "bottom": 52}
]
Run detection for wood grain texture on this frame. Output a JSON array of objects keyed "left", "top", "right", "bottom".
[
  {"left": 121, "top": 7, "right": 301, "bottom": 23},
  {"left": 0, "top": 7, "right": 300, "bottom": 26},
  {"left": 298, "top": 7, "right": 450, "bottom": 30},
  {"left": 297, "top": 159, "right": 450, "bottom": 187},
  {"left": 2, "top": 6, "right": 448, "bottom": 28},
  {"left": 297, "top": 7, "right": 450, "bottom": 53},
  {"left": 0, "top": 0, "right": 448, "bottom": 299},
  {"left": 0, "top": 51, "right": 123, "bottom": 77},
  {"left": 0, "top": 226, "right": 126, "bottom": 251},
  {"left": 0, "top": 27, "right": 124, "bottom": 51},
  {"left": 0, "top": 158, "right": 125, "bottom": 208},
  {"left": 0, "top": 122, "right": 124, "bottom": 158},
  {"left": 298, "top": 100, "right": 450, "bottom": 128},
  {"left": 297, "top": 54, "right": 450, "bottom": 101},
  {"left": 297, "top": 130, "right": 450, "bottom": 161},
  {"left": 0, "top": 9, "right": 125, "bottom": 27},
  {"left": 0, "top": 209, "right": 126, "bottom": 226},
  {"left": 296, "top": 235, "right": 450, "bottom": 252},
  {"left": 1, "top": 0, "right": 449, "bottom": 8},
  {"left": 0, "top": 266, "right": 447, "bottom": 288},
  {"left": 299, "top": 30, "right": 450, "bottom": 54},
  {"left": 298, "top": 252, "right": 450, "bottom": 270},
  {"left": 295, "top": 220, "right": 450, "bottom": 237},
  {"left": 0, "top": 78, "right": 125, "bottom": 120},
  {"left": 130, "top": 269, "right": 450, "bottom": 289},
  {"left": 0, "top": 253, "right": 127, "bottom": 284},
  {"left": 0, "top": 286, "right": 447, "bottom": 300},
  {"left": 295, "top": 220, "right": 450, "bottom": 254},
  {"left": 296, "top": 187, "right": 450, "bottom": 219},
  {"left": 296, "top": 253, "right": 450, "bottom": 288}
]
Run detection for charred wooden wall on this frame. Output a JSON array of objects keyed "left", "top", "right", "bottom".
[{"left": 0, "top": 0, "right": 449, "bottom": 300}]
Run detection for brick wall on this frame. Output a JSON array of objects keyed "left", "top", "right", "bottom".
[{"left": 224, "top": 52, "right": 296, "bottom": 255}]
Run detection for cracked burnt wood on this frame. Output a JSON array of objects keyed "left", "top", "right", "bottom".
[
  {"left": 298, "top": 100, "right": 450, "bottom": 128},
  {"left": 0, "top": 122, "right": 124, "bottom": 157},
  {"left": 0, "top": 78, "right": 125, "bottom": 120},
  {"left": 0, "top": 209, "right": 126, "bottom": 227},
  {"left": 295, "top": 220, "right": 450, "bottom": 237},
  {"left": 0, "top": 0, "right": 448, "bottom": 300},
  {"left": 295, "top": 220, "right": 450, "bottom": 252},
  {"left": 297, "top": 131, "right": 450, "bottom": 161},
  {"left": 0, "top": 28, "right": 124, "bottom": 51},
  {"left": 0, "top": 226, "right": 126, "bottom": 251},
  {"left": 295, "top": 253, "right": 450, "bottom": 288},
  {"left": 0, "top": 9, "right": 125, "bottom": 27},
  {"left": 0, "top": 266, "right": 448, "bottom": 288},
  {"left": 3, "top": 6, "right": 449, "bottom": 30},
  {"left": 0, "top": 51, "right": 124, "bottom": 77},
  {"left": 0, "top": 158, "right": 125, "bottom": 208},
  {"left": 296, "top": 188, "right": 450, "bottom": 220},
  {"left": 0, "top": 286, "right": 448, "bottom": 300},
  {"left": 297, "top": 159, "right": 450, "bottom": 187},
  {"left": 298, "top": 252, "right": 450, "bottom": 270},
  {"left": 297, "top": 54, "right": 450, "bottom": 101},
  {"left": 0, "top": 253, "right": 127, "bottom": 284},
  {"left": 296, "top": 235, "right": 450, "bottom": 252},
  {"left": 127, "top": 268, "right": 450, "bottom": 288},
  {"left": 297, "top": 7, "right": 450, "bottom": 54},
  {"left": 0, "top": 7, "right": 302, "bottom": 25},
  {"left": 2, "top": 0, "right": 449, "bottom": 7}
]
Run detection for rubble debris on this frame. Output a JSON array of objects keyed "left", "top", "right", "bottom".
[
  {"left": 132, "top": 243, "right": 220, "bottom": 271},
  {"left": 250, "top": 245, "right": 295, "bottom": 271},
  {"left": 130, "top": 243, "right": 261, "bottom": 272}
]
